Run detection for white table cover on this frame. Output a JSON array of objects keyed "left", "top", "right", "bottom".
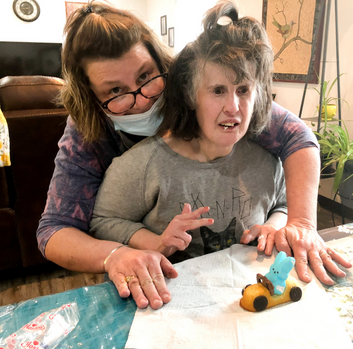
[{"left": 125, "top": 244, "right": 353, "bottom": 349}]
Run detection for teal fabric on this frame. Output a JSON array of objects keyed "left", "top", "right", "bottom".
[{"left": 0, "top": 282, "right": 136, "bottom": 348}]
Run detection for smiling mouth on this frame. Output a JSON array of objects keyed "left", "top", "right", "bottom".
[{"left": 220, "top": 122, "right": 238, "bottom": 130}]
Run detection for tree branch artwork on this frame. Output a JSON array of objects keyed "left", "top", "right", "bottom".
[{"left": 263, "top": 0, "right": 324, "bottom": 83}]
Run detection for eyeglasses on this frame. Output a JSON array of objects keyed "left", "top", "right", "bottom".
[{"left": 100, "top": 73, "right": 168, "bottom": 114}]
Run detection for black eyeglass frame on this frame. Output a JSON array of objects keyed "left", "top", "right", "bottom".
[{"left": 100, "top": 73, "right": 168, "bottom": 114}]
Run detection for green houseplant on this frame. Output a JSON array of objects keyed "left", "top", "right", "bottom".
[
  {"left": 315, "top": 122, "right": 353, "bottom": 202},
  {"left": 313, "top": 74, "right": 348, "bottom": 122}
]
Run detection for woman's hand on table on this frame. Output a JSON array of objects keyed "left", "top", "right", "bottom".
[
  {"left": 275, "top": 220, "right": 353, "bottom": 285},
  {"left": 104, "top": 246, "right": 178, "bottom": 310}
]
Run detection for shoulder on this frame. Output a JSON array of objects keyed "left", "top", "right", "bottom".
[
  {"left": 271, "top": 101, "right": 292, "bottom": 117},
  {"left": 238, "top": 138, "right": 282, "bottom": 167},
  {"left": 108, "top": 136, "right": 160, "bottom": 171},
  {"left": 57, "top": 115, "right": 119, "bottom": 173},
  {"left": 271, "top": 101, "right": 305, "bottom": 125}
]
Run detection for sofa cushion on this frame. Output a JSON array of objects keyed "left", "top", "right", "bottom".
[{"left": 0, "top": 75, "right": 64, "bottom": 112}]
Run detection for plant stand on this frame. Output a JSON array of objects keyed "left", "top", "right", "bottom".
[{"left": 298, "top": 0, "right": 342, "bottom": 131}]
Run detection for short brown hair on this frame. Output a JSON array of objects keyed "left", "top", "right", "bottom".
[
  {"left": 61, "top": 1, "right": 173, "bottom": 143},
  {"left": 158, "top": 0, "right": 273, "bottom": 141}
]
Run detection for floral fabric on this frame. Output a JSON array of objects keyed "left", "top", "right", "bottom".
[{"left": 0, "top": 109, "right": 11, "bottom": 167}]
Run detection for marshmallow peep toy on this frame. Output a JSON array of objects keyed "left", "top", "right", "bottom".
[{"left": 265, "top": 251, "right": 295, "bottom": 295}]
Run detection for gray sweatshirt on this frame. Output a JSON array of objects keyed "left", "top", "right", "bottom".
[{"left": 90, "top": 136, "right": 287, "bottom": 260}]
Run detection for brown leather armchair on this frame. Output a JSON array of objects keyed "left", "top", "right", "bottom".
[{"left": 0, "top": 76, "right": 69, "bottom": 273}]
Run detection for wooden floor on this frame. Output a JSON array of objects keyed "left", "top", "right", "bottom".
[
  {"left": 0, "top": 267, "right": 104, "bottom": 307},
  {"left": 0, "top": 206, "right": 350, "bottom": 308}
]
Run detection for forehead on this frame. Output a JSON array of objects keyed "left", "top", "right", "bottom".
[
  {"left": 84, "top": 43, "right": 156, "bottom": 84},
  {"left": 199, "top": 62, "right": 236, "bottom": 85}
]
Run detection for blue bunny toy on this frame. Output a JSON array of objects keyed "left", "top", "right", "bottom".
[{"left": 265, "top": 251, "right": 295, "bottom": 295}]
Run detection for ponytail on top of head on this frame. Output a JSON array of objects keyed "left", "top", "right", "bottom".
[{"left": 202, "top": 0, "right": 239, "bottom": 30}]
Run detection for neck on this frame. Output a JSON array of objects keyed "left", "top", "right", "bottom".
[{"left": 162, "top": 135, "right": 233, "bottom": 162}]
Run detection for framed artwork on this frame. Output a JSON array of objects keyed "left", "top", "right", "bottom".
[
  {"left": 262, "top": 0, "right": 324, "bottom": 83},
  {"left": 160, "top": 15, "right": 167, "bottom": 36},
  {"left": 65, "top": 1, "right": 86, "bottom": 19},
  {"left": 168, "top": 27, "right": 174, "bottom": 47}
]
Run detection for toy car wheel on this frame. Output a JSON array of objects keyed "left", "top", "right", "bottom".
[
  {"left": 241, "top": 284, "right": 251, "bottom": 295},
  {"left": 289, "top": 286, "right": 302, "bottom": 302},
  {"left": 253, "top": 295, "right": 268, "bottom": 311}
]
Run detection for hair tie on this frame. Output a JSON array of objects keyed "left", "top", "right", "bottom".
[
  {"left": 84, "top": 5, "right": 93, "bottom": 13},
  {"left": 217, "top": 16, "right": 233, "bottom": 26}
]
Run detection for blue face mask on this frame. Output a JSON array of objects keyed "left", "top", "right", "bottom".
[{"left": 105, "top": 96, "right": 163, "bottom": 136}]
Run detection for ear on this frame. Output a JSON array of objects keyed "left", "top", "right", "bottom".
[
  {"left": 279, "top": 257, "right": 295, "bottom": 275},
  {"left": 274, "top": 251, "right": 286, "bottom": 264}
]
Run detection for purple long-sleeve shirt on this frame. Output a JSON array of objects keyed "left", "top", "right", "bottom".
[{"left": 36, "top": 102, "right": 318, "bottom": 257}]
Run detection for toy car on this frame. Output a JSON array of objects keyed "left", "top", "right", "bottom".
[{"left": 240, "top": 273, "right": 302, "bottom": 312}]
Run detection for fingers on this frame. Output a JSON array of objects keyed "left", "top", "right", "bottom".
[
  {"left": 307, "top": 248, "right": 334, "bottom": 285},
  {"left": 126, "top": 273, "right": 152, "bottom": 309},
  {"left": 113, "top": 272, "right": 132, "bottom": 299},
  {"left": 166, "top": 232, "right": 192, "bottom": 251},
  {"left": 318, "top": 250, "right": 346, "bottom": 278},
  {"left": 181, "top": 203, "right": 192, "bottom": 214},
  {"left": 240, "top": 226, "right": 260, "bottom": 244},
  {"left": 160, "top": 255, "right": 179, "bottom": 279},
  {"left": 329, "top": 249, "right": 353, "bottom": 269},
  {"left": 274, "top": 228, "right": 292, "bottom": 257},
  {"left": 264, "top": 233, "right": 275, "bottom": 255},
  {"left": 240, "top": 225, "right": 276, "bottom": 255},
  {"left": 292, "top": 249, "right": 312, "bottom": 284},
  {"left": 181, "top": 205, "right": 212, "bottom": 221},
  {"left": 279, "top": 232, "right": 312, "bottom": 283},
  {"left": 163, "top": 205, "right": 214, "bottom": 251},
  {"left": 107, "top": 249, "right": 178, "bottom": 310},
  {"left": 131, "top": 256, "right": 175, "bottom": 310}
]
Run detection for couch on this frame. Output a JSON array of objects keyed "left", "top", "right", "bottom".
[{"left": 0, "top": 75, "right": 69, "bottom": 273}]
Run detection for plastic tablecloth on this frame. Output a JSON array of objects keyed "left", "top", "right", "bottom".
[{"left": 0, "top": 281, "right": 136, "bottom": 348}]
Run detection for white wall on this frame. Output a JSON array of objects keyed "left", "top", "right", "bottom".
[
  {"left": 146, "top": 0, "right": 176, "bottom": 48},
  {"left": 0, "top": 0, "right": 147, "bottom": 43}
]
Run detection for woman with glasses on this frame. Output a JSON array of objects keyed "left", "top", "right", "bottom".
[{"left": 37, "top": 0, "right": 349, "bottom": 311}]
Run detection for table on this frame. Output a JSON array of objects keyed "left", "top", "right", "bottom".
[
  {"left": 318, "top": 224, "right": 352, "bottom": 241},
  {"left": 0, "top": 226, "right": 352, "bottom": 348}
]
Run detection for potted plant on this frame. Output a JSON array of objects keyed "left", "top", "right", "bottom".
[
  {"left": 313, "top": 74, "right": 348, "bottom": 122},
  {"left": 315, "top": 122, "right": 353, "bottom": 206}
]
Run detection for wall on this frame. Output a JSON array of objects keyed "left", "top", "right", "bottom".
[
  {"left": 0, "top": 0, "right": 147, "bottom": 43},
  {"left": 146, "top": 0, "right": 176, "bottom": 49}
]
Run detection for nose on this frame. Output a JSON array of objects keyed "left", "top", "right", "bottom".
[
  {"left": 133, "top": 93, "right": 152, "bottom": 112},
  {"left": 223, "top": 93, "right": 239, "bottom": 115}
]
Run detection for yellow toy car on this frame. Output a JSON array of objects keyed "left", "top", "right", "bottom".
[{"left": 240, "top": 273, "right": 302, "bottom": 312}]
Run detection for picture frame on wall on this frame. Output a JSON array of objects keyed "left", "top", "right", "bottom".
[
  {"left": 168, "top": 27, "right": 174, "bottom": 47},
  {"left": 65, "top": 2, "right": 86, "bottom": 19},
  {"left": 160, "top": 15, "right": 167, "bottom": 36},
  {"left": 262, "top": 0, "right": 324, "bottom": 83}
]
